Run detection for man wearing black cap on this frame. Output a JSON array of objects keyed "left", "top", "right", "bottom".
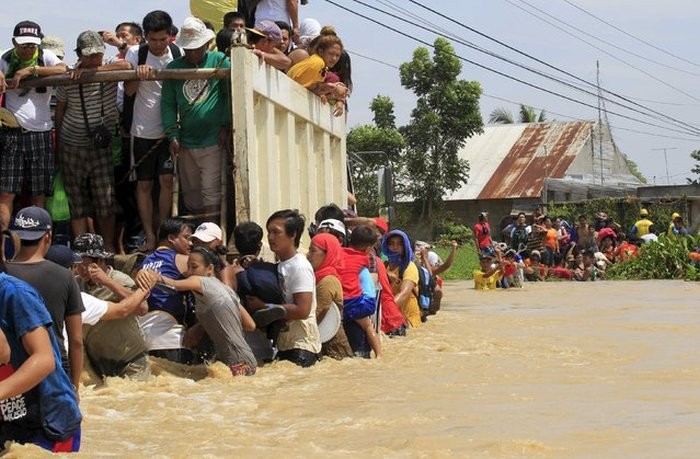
[
  {"left": 0, "top": 21, "right": 67, "bottom": 234},
  {"left": 5, "top": 206, "right": 84, "bottom": 391}
]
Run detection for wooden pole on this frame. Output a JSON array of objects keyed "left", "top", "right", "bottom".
[{"left": 11, "top": 68, "right": 230, "bottom": 88}]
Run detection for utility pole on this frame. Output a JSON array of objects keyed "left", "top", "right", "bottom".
[
  {"left": 651, "top": 147, "right": 677, "bottom": 185},
  {"left": 596, "top": 61, "right": 604, "bottom": 186}
]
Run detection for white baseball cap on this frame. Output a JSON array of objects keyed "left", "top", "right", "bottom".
[
  {"left": 318, "top": 219, "right": 346, "bottom": 236},
  {"left": 190, "top": 222, "right": 222, "bottom": 243}
]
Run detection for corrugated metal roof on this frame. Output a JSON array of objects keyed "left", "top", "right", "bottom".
[
  {"left": 445, "top": 121, "right": 594, "bottom": 201},
  {"left": 444, "top": 124, "right": 527, "bottom": 201}
]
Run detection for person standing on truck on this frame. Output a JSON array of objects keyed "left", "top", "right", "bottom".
[
  {"left": 0, "top": 21, "right": 67, "bottom": 233},
  {"left": 124, "top": 10, "right": 180, "bottom": 253},
  {"left": 161, "top": 17, "right": 230, "bottom": 217}
]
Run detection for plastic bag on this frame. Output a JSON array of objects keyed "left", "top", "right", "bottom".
[{"left": 46, "top": 170, "right": 70, "bottom": 222}]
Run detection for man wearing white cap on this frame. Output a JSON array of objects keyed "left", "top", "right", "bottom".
[
  {"left": 0, "top": 21, "right": 67, "bottom": 233},
  {"left": 161, "top": 17, "right": 231, "bottom": 217},
  {"left": 190, "top": 221, "right": 222, "bottom": 245}
]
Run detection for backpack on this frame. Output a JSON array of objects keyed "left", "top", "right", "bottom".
[
  {"left": 120, "top": 43, "right": 182, "bottom": 132},
  {"left": 416, "top": 266, "right": 436, "bottom": 311},
  {"left": 236, "top": 260, "right": 285, "bottom": 307},
  {"left": 511, "top": 226, "right": 529, "bottom": 251}
]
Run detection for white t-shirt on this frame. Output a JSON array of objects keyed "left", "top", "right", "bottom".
[
  {"left": 276, "top": 253, "right": 321, "bottom": 353},
  {"left": 64, "top": 292, "right": 109, "bottom": 350},
  {"left": 137, "top": 310, "right": 185, "bottom": 351},
  {"left": 641, "top": 233, "right": 659, "bottom": 243},
  {"left": 125, "top": 45, "right": 178, "bottom": 139},
  {"left": 80, "top": 292, "right": 109, "bottom": 326},
  {"left": 427, "top": 251, "right": 442, "bottom": 268},
  {"left": 255, "top": 0, "right": 292, "bottom": 25},
  {"left": 0, "top": 49, "right": 61, "bottom": 131}
]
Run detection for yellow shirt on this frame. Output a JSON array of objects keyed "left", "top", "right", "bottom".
[
  {"left": 388, "top": 262, "right": 422, "bottom": 328},
  {"left": 287, "top": 54, "right": 326, "bottom": 88},
  {"left": 634, "top": 218, "right": 653, "bottom": 237}
]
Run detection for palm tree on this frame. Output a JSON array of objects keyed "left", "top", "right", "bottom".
[
  {"left": 488, "top": 107, "right": 514, "bottom": 124},
  {"left": 489, "top": 104, "right": 546, "bottom": 124}
]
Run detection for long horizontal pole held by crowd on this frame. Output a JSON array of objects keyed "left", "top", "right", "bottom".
[{"left": 11, "top": 68, "right": 230, "bottom": 88}]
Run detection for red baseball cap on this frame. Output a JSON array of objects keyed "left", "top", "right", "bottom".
[{"left": 373, "top": 217, "right": 389, "bottom": 234}]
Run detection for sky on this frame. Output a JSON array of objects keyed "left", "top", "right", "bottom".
[{"left": 2, "top": 0, "right": 699, "bottom": 185}]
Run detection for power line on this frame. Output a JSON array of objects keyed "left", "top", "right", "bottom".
[
  {"left": 560, "top": 0, "right": 700, "bottom": 69},
  {"left": 504, "top": 0, "right": 700, "bottom": 103},
  {"left": 511, "top": 0, "right": 700, "bottom": 78},
  {"left": 344, "top": 46, "right": 700, "bottom": 142},
  {"left": 404, "top": 0, "right": 700, "bottom": 136},
  {"left": 322, "top": 0, "right": 700, "bottom": 139},
  {"left": 364, "top": 0, "right": 700, "bottom": 137},
  {"left": 347, "top": 49, "right": 399, "bottom": 69},
  {"left": 481, "top": 93, "right": 700, "bottom": 142},
  {"left": 343, "top": 46, "right": 700, "bottom": 142}
]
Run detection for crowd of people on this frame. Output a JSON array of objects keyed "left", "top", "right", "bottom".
[
  {"left": 472, "top": 207, "right": 695, "bottom": 288},
  {"left": 0, "top": 201, "right": 457, "bottom": 452},
  {"left": 0, "top": 6, "right": 351, "bottom": 257},
  {"left": 0, "top": 3, "right": 363, "bottom": 453}
]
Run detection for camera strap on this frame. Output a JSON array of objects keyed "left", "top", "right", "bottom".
[{"left": 78, "top": 82, "right": 105, "bottom": 133}]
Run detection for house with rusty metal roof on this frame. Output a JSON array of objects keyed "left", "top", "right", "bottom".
[{"left": 443, "top": 120, "right": 642, "bottom": 227}]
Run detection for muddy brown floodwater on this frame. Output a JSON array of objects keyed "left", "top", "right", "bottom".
[{"left": 8, "top": 280, "right": 700, "bottom": 458}]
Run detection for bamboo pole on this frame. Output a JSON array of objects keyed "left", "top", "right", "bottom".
[{"left": 11, "top": 68, "right": 229, "bottom": 88}]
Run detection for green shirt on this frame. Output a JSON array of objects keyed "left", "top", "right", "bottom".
[{"left": 161, "top": 51, "right": 231, "bottom": 149}]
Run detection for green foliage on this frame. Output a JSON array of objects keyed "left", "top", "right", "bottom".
[
  {"left": 370, "top": 95, "right": 396, "bottom": 129},
  {"left": 433, "top": 245, "right": 480, "bottom": 280},
  {"left": 398, "top": 37, "right": 483, "bottom": 224},
  {"left": 435, "top": 220, "right": 473, "bottom": 245},
  {"left": 347, "top": 96, "right": 406, "bottom": 217},
  {"left": 689, "top": 149, "right": 700, "bottom": 184},
  {"left": 547, "top": 196, "right": 687, "bottom": 235},
  {"left": 623, "top": 154, "right": 647, "bottom": 184},
  {"left": 489, "top": 107, "right": 514, "bottom": 124},
  {"left": 519, "top": 105, "right": 543, "bottom": 123},
  {"left": 488, "top": 104, "right": 545, "bottom": 124},
  {"left": 607, "top": 235, "right": 700, "bottom": 280}
]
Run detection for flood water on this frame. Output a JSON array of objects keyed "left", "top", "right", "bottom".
[{"left": 8, "top": 280, "right": 700, "bottom": 458}]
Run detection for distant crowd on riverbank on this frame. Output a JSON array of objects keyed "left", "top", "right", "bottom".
[{"left": 472, "top": 207, "right": 699, "bottom": 287}]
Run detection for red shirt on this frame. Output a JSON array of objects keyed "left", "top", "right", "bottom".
[
  {"left": 617, "top": 242, "right": 638, "bottom": 261},
  {"left": 339, "top": 247, "right": 370, "bottom": 299},
  {"left": 474, "top": 222, "right": 493, "bottom": 249}
]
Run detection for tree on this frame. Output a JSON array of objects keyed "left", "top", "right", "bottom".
[
  {"left": 488, "top": 107, "right": 514, "bottom": 124},
  {"left": 347, "top": 96, "right": 405, "bottom": 216},
  {"left": 370, "top": 95, "right": 396, "bottom": 129},
  {"left": 488, "top": 104, "right": 546, "bottom": 124},
  {"left": 688, "top": 149, "right": 700, "bottom": 184},
  {"left": 398, "top": 37, "right": 483, "bottom": 225},
  {"left": 623, "top": 154, "right": 647, "bottom": 184}
]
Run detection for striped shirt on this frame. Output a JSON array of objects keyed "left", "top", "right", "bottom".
[{"left": 56, "top": 81, "right": 118, "bottom": 147}]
